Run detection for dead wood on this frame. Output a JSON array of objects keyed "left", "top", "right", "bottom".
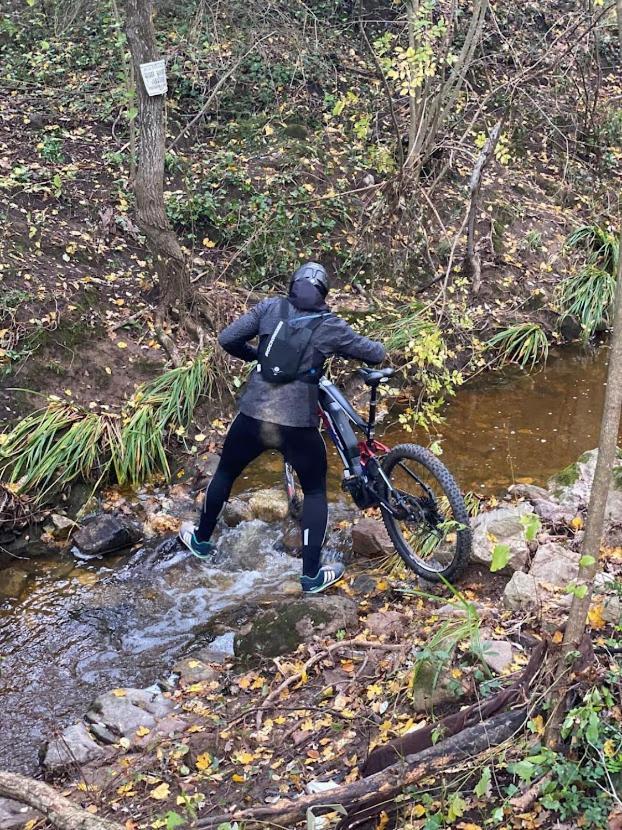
[{"left": 0, "top": 770, "right": 122, "bottom": 830}]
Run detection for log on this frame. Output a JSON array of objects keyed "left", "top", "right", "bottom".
[
  {"left": 0, "top": 771, "right": 122, "bottom": 830},
  {"left": 195, "top": 709, "right": 527, "bottom": 829}
]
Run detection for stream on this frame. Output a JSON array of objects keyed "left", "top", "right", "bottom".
[{"left": 0, "top": 345, "right": 615, "bottom": 774}]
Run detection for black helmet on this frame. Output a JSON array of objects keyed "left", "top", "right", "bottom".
[{"left": 290, "top": 261, "right": 329, "bottom": 297}]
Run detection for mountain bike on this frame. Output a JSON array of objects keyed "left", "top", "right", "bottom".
[{"left": 284, "top": 368, "right": 471, "bottom": 582}]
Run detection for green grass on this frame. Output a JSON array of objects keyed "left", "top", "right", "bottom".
[
  {"left": 559, "top": 224, "right": 620, "bottom": 341},
  {"left": 558, "top": 264, "right": 616, "bottom": 342},
  {"left": 486, "top": 322, "right": 549, "bottom": 370},
  {"left": 365, "top": 302, "right": 436, "bottom": 352},
  {"left": 0, "top": 347, "right": 220, "bottom": 500}
]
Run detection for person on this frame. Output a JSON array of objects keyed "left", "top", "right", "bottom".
[{"left": 179, "top": 262, "right": 386, "bottom": 593}]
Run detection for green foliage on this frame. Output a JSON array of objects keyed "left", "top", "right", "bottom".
[
  {"left": 0, "top": 350, "right": 220, "bottom": 499},
  {"left": 490, "top": 542, "right": 511, "bottom": 572},
  {"left": 486, "top": 323, "right": 549, "bottom": 370}
]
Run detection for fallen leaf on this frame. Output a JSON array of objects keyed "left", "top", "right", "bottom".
[{"left": 150, "top": 782, "right": 170, "bottom": 800}]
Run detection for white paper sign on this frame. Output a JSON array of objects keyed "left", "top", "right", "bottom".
[{"left": 140, "top": 60, "right": 167, "bottom": 96}]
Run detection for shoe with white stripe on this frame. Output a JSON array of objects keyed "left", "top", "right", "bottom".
[
  {"left": 300, "top": 562, "right": 345, "bottom": 594},
  {"left": 178, "top": 525, "right": 216, "bottom": 560}
]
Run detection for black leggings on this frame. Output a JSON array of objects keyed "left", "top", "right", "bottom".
[{"left": 198, "top": 413, "right": 328, "bottom": 577}]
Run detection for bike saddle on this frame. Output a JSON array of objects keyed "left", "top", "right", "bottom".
[{"left": 358, "top": 367, "right": 395, "bottom": 386}]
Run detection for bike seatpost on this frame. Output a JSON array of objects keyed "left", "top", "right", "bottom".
[{"left": 367, "top": 385, "right": 378, "bottom": 441}]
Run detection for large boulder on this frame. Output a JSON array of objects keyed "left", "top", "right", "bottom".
[
  {"left": 480, "top": 639, "right": 514, "bottom": 674},
  {"left": 86, "top": 687, "right": 175, "bottom": 741},
  {"left": 248, "top": 488, "right": 290, "bottom": 522},
  {"left": 528, "top": 542, "right": 580, "bottom": 586},
  {"left": 471, "top": 504, "right": 535, "bottom": 571},
  {"left": 72, "top": 514, "right": 141, "bottom": 559},
  {"left": 351, "top": 518, "right": 392, "bottom": 558},
  {"left": 222, "top": 497, "right": 253, "bottom": 527},
  {"left": 234, "top": 596, "right": 358, "bottom": 662},
  {"left": 41, "top": 721, "right": 106, "bottom": 771}
]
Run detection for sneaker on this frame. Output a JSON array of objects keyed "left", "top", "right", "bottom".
[
  {"left": 178, "top": 525, "right": 216, "bottom": 560},
  {"left": 300, "top": 562, "right": 346, "bottom": 594}
]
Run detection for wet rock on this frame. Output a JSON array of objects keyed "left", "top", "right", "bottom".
[
  {"left": 41, "top": 721, "right": 106, "bottom": 771},
  {"left": 471, "top": 504, "right": 535, "bottom": 571},
  {"left": 190, "top": 453, "right": 221, "bottom": 490},
  {"left": 280, "top": 524, "right": 301, "bottom": 553},
  {"left": 0, "top": 569, "right": 29, "bottom": 600},
  {"left": 559, "top": 314, "right": 582, "bottom": 342},
  {"left": 222, "top": 497, "right": 253, "bottom": 527},
  {"left": 480, "top": 639, "right": 514, "bottom": 674},
  {"left": 172, "top": 657, "right": 220, "bottom": 687},
  {"left": 351, "top": 518, "right": 392, "bottom": 557},
  {"left": 410, "top": 661, "right": 465, "bottom": 712},
  {"left": 235, "top": 596, "right": 358, "bottom": 662},
  {"left": 365, "top": 610, "right": 407, "bottom": 639},
  {"left": 248, "top": 488, "right": 290, "bottom": 522},
  {"left": 86, "top": 687, "right": 175, "bottom": 740},
  {"left": 72, "top": 514, "right": 141, "bottom": 558},
  {"left": 350, "top": 573, "right": 378, "bottom": 596},
  {"left": 0, "top": 798, "right": 38, "bottom": 830},
  {"left": 529, "top": 542, "right": 579, "bottom": 586},
  {"left": 503, "top": 571, "right": 541, "bottom": 611},
  {"left": 50, "top": 513, "right": 75, "bottom": 539}
]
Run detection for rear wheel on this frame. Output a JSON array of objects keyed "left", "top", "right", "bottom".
[{"left": 380, "top": 444, "right": 471, "bottom": 582}]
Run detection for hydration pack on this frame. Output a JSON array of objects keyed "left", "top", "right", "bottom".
[{"left": 258, "top": 298, "right": 329, "bottom": 384}]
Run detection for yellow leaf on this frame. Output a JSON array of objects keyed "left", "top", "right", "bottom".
[
  {"left": 231, "top": 773, "right": 245, "bottom": 783},
  {"left": 552, "top": 630, "right": 563, "bottom": 644},
  {"left": 194, "top": 434, "right": 206, "bottom": 443},
  {"left": 116, "top": 782, "right": 136, "bottom": 796},
  {"left": 588, "top": 604, "right": 606, "bottom": 630},
  {"left": 264, "top": 124, "right": 274, "bottom": 136},
  {"left": 135, "top": 725, "right": 150, "bottom": 737},
  {"left": 112, "top": 689, "right": 127, "bottom": 697},
  {"left": 105, "top": 366, "right": 112, "bottom": 375},
  {"left": 530, "top": 715, "right": 545, "bottom": 736},
  {"left": 457, "top": 823, "right": 483, "bottom": 830},
  {"left": 117, "top": 341, "right": 128, "bottom": 349},
  {"left": 570, "top": 516, "right": 583, "bottom": 530},
  {"left": 196, "top": 752, "right": 212, "bottom": 771},
  {"left": 411, "top": 804, "right": 426, "bottom": 818},
  {"left": 202, "top": 238, "right": 216, "bottom": 248},
  {"left": 233, "top": 750, "right": 255, "bottom": 765},
  {"left": 149, "top": 782, "right": 170, "bottom": 800},
  {"left": 603, "top": 739, "right": 616, "bottom": 757},
  {"left": 377, "top": 811, "right": 390, "bottom": 830}
]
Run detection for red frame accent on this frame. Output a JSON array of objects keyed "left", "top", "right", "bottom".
[{"left": 358, "top": 438, "right": 389, "bottom": 462}]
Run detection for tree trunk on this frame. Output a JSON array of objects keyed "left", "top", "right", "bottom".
[
  {"left": 617, "top": 0, "right": 622, "bottom": 62},
  {"left": 0, "top": 770, "right": 122, "bottom": 830},
  {"left": 123, "top": 0, "right": 189, "bottom": 315},
  {"left": 546, "top": 231, "right": 622, "bottom": 745}
]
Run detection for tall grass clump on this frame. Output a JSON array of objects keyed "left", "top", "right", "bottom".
[
  {"left": 487, "top": 322, "right": 549, "bottom": 370},
  {"left": 0, "top": 349, "right": 219, "bottom": 500},
  {"left": 558, "top": 223, "right": 620, "bottom": 341}
]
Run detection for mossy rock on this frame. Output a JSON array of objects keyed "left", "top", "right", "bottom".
[
  {"left": 410, "top": 660, "right": 465, "bottom": 712},
  {"left": 234, "top": 596, "right": 358, "bottom": 664}
]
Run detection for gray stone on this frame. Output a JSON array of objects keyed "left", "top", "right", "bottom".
[
  {"left": 548, "top": 449, "right": 622, "bottom": 526},
  {"left": 366, "top": 610, "right": 407, "bottom": 639},
  {"left": 50, "top": 513, "right": 75, "bottom": 539},
  {"left": 480, "top": 639, "right": 514, "bottom": 674},
  {"left": 351, "top": 518, "right": 392, "bottom": 558},
  {"left": 529, "top": 542, "right": 579, "bottom": 586},
  {"left": 72, "top": 514, "right": 141, "bottom": 558},
  {"left": 503, "top": 571, "right": 541, "bottom": 612},
  {"left": 602, "top": 595, "right": 622, "bottom": 625},
  {"left": 508, "top": 484, "right": 551, "bottom": 501},
  {"left": 471, "top": 504, "right": 535, "bottom": 571},
  {"left": 248, "top": 488, "right": 290, "bottom": 522},
  {"left": 41, "top": 721, "right": 106, "bottom": 771},
  {"left": 86, "top": 687, "right": 175, "bottom": 739},
  {"left": 222, "top": 497, "right": 253, "bottom": 527},
  {"left": 531, "top": 499, "right": 577, "bottom": 525},
  {"left": 172, "top": 657, "right": 220, "bottom": 687},
  {"left": 0, "top": 569, "right": 29, "bottom": 600},
  {"left": 0, "top": 798, "right": 38, "bottom": 830},
  {"left": 235, "top": 596, "right": 358, "bottom": 662}
]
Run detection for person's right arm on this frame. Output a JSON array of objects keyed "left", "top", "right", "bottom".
[
  {"left": 218, "top": 299, "right": 271, "bottom": 362},
  {"left": 319, "top": 317, "right": 386, "bottom": 365}
]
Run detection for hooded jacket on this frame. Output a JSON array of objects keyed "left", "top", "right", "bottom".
[{"left": 218, "top": 282, "right": 385, "bottom": 427}]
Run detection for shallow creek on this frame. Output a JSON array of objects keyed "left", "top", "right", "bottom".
[{"left": 0, "top": 345, "right": 615, "bottom": 773}]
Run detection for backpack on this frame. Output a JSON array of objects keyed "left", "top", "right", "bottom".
[{"left": 258, "top": 298, "right": 330, "bottom": 384}]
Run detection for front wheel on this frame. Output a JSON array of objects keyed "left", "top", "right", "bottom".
[{"left": 380, "top": 444, "right": 471, "bottom": 582}]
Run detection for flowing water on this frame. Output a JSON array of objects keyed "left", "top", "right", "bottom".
[{"left": 0, "top": 345, "right": 614, "bottom": 773}]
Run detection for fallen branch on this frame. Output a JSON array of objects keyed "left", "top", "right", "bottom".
[
  {"left": 197, "top": 708, "right": 527, "bottom": 829},
  {"left": 0, "top": 770, "right": 122, "bottom": 830},
  {"left": 256, "top": 638, "right": 406, "bottom": 730}
]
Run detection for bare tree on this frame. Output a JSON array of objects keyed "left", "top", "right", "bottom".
[
  {"left": 124, "top": 0, "right": 189, "bottom": 318},
  {"left": 546, "top": 230, "right": 622, "bottom": 744}
]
